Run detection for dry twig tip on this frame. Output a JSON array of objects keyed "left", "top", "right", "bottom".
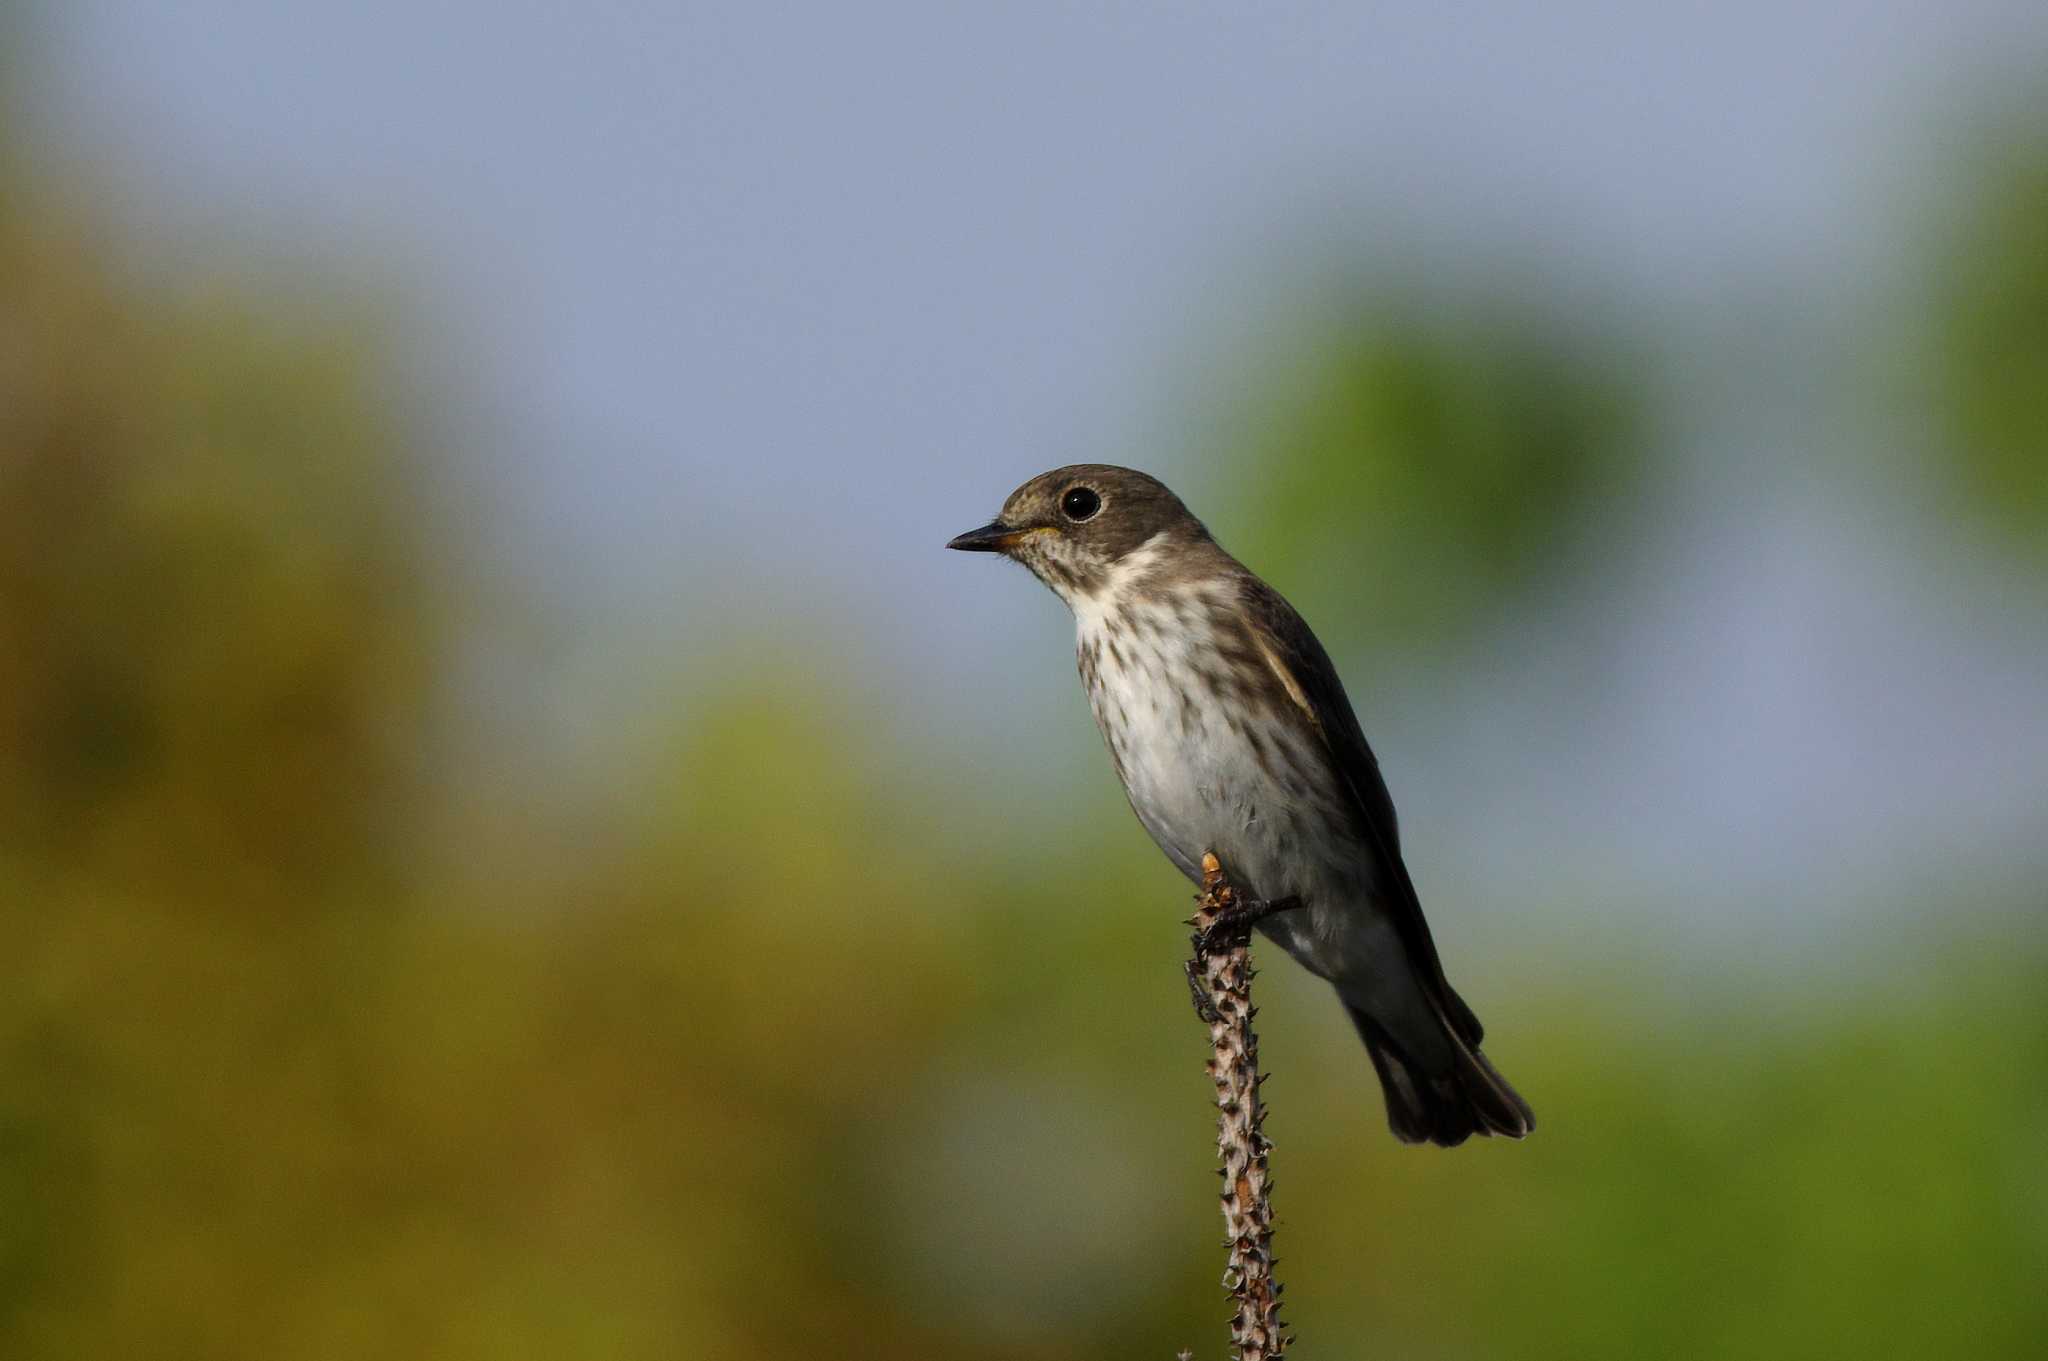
[{"left": 1180, "top": 850, "right": 1290, "bottom": 1360}]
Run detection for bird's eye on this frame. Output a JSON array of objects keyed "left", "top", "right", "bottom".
[{"left": 1061, "top": 486, "right": 1102, "bottom": 522}]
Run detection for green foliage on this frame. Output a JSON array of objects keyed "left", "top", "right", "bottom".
[
  {"left": 1208, "top": 291, "right": 1643, "bottom": 660},
  {"left": 1928, "top": 127, "right": 2048, "bottom": 548},
  {"left": 0, "top": 184, "right": 434, "bottom": 900}
]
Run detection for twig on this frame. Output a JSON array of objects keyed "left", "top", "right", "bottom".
[{"left": 1183, "top": 850, "right": 1289, "bottom": 1360}]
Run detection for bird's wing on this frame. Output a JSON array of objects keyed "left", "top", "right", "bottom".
[{"left": 1237, "top": 574, "right": 1484, "bottom": 1045}]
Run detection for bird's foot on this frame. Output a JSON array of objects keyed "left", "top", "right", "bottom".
[
  {"left": 1192, "top": 894, "right": 1301, "bottom": 960},
  {"left": 1185, "top": 895, "right": 1299, "bottom": 1022}
]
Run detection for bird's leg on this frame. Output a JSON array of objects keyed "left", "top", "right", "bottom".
[
  {"left": 1194, "top": 893, "right": 1301, "bottom": 960},
  {"left": 1185, "top": 853, "right": 1301, "bottom": 1022}
]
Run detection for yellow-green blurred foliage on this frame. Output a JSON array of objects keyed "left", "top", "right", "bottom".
[
  {"left": 1927, "top": 123, "right": 2048, "bottom": 549},
  {"left": 1209, "top": 290, "right": 1641, "bottom": 661},
  {"left": 3, "top": 74, "right": 2046, "bottom": 1361}
]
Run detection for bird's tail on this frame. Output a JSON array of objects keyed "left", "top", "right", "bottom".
[{"left": 1348, "top": 1003, "right": 1535, "bottom": 1148}]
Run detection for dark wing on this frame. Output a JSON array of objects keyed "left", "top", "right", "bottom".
[{"left": 1237, "top": 574, "right": 1484, "bottom": 1045}]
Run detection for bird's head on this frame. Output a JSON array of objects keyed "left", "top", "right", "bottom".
[{"left": 946, "top": 464, "right": 1211, "bottom": 603}]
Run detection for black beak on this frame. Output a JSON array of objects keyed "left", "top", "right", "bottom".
[{"left": 946, "top": 519, "right": 1020, "bottom": 553}]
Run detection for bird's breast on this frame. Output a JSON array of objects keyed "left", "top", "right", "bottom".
[{"left": 1073, "top": 590, "right": 1345, "bottom": 895}]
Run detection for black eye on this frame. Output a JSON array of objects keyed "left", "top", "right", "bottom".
[{"left": 1060, "top": 486, "right": 1101, "bottom": 522}]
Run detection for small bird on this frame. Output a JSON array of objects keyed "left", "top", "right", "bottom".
[{"left": 949, "top": 465, "right": 1534, "bottom": 1146}]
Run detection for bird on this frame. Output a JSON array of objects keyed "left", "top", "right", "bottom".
[{"left": 947, "top": 465, "right": 1534, "bottom": 1147}]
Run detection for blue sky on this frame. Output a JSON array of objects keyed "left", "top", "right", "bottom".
[
  {"left": 28, "top": 1, "right": 2048, "bottom": 951},
  {"left": 36, "top": 1, "right": 2045, "bottom": 590}
]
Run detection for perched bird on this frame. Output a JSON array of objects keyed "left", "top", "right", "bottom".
[{"left": 948, "top": 465, "right": 1534, "bottom": 1147}]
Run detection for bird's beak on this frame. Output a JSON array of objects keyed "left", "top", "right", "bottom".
[{"left": 946, "top": 519, "right": 1022, "bottom": 553}]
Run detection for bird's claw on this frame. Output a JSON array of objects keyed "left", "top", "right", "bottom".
[
  {"left": 1192, "top": 894, "right": 1301, "bottom": 959},
  {"left": 1186, "top": 894, "right": 1301, "bottom": 1022}
]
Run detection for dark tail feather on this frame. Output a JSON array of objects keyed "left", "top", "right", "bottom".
[{"left": 1349, "top": 1006, "right": 1535, "bottom": 1148}]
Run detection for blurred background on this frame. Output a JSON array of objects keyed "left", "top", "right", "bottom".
[{"left": 3, "top": 3, "right": 2045, "bottom": 1357}]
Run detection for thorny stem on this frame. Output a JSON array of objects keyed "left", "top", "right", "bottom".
[{"left": 1184, "top": 851, "right": 1289, "bottom": 1361}]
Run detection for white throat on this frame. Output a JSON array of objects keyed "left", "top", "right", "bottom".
[{"left": 1064, "top": 530, "right": 1171, "bottom": 626}]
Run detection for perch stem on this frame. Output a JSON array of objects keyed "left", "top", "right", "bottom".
[{"left": 1188, "top": 850, "right": 1289, "bottom": 1361}]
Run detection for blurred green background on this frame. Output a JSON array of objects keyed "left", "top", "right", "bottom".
[{"left": 3, "top": 6, "right": 2046, "bottom": 1359}]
